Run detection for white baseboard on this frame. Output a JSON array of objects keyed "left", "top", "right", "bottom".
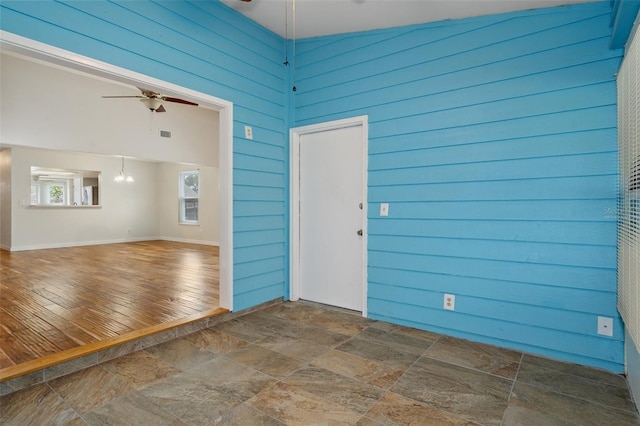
[
  {"left": 8, "top": 237, "right": 219, "bottom": 251},
  {"left": 159, "top": 237, "right": 219, "bottom": 246},
  {"left": 8, "top": 237, "right": 155, "bottom": 252}
]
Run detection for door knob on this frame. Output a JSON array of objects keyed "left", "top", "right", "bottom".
[{"left": 357, "top": 229, "right": 363, "bottom": 236}]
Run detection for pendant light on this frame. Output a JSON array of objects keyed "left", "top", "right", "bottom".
[{"left": 114, "top": 156, "right": 134, "bottom": 183}]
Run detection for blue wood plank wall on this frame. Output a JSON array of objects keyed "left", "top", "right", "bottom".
[
  {"left": 0, "top": 0, "right": 289, "bottom": 311},
  {"left": 293, "top": 2, "right": 624, "bottom": 372},
  {"left": 1, "top": 0, "right": 629, "bottom": 372}
]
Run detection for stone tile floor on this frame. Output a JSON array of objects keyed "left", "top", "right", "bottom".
[{"left": 1, "top": 301, "right": 639, "bottom": 425}]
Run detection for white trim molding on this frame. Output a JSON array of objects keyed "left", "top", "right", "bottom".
[
  {"left": 289, "top": 115, "right": 369, "bottom": 317},
  {"left": 0, "top": 31, "right": 234, "bottom": 311}
]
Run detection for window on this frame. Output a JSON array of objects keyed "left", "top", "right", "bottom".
[
  {"left": 617, "top": 28, "right": 640, "bottom": 351},
  {"left": 179, "top": 170, "right": 199, "bottom": 224}
]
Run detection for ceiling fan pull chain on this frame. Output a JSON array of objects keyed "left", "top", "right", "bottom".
[
  {"left": 283, "top": 0, "right": 289, "bottom": 66},
  {"left": 292, "top": 0, "right": 297, "bottom": 92}
]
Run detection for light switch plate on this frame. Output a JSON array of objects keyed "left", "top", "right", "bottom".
[{"left": 380, "top": 203, "right": 389, "bottom": 217}]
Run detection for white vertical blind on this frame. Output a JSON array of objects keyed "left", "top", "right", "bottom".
[{"left": 618, "top": 25, "right": 640, "bottom": 351}]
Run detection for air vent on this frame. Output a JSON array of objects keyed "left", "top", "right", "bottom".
[{"left": 160, "top": 130, "right": 172, "bottom": 138}]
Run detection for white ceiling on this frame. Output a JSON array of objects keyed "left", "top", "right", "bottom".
[{"left": 220, "top": 0, "right": 600, "bottom": 39}]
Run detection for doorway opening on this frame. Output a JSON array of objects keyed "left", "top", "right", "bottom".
[{"left": 0, "top": 31, "right": 234, "bottom": 381}]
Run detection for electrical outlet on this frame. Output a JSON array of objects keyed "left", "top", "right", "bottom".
[
  {"left": 444, "top": 294, "right": 455, "bottom": 311},
  {"left": 380, "top": 203, "right": 389, "bottom": 217},
  {"left": 244, "top": 125, "right": 253, "bottom": 140},
  {"left": 597, "top": 316, "right": 613, "bottom": 337}
]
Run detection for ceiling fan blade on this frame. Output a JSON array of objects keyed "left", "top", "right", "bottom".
[
  {"left": 155, "top": 104, "right": 166, "bottom": 113},
  {"left": 162, "top": 97, "right": 198, "bottom": 106},
  {"left": 102, "top": 95, "right": 144, "bottom": 98}
]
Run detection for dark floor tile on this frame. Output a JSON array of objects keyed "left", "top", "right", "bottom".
[
  {"left": 518, "top": 354, "right": 636, "bottom": 412},
  {"left": 366, "top": 391, "right": 478, "bottom": 426},
  {"left": 260, "top": 302, "right": 331, "bottom": 324},
  {"left": 504, "top": 382, "right": 640, "bottom": 426},
  {"left": 212, "top": 402, "right": 285, "bottom": 425},
  {"left": 312, "top": 349, "right": 404, "bottom": 389},
  {"left": 225, "top": 343, "right": 305, "bottom": 379},
  {"left": 83, "top": 391, "right": 184, "bottom": 425},
  {"left": 367, "top": 321, "right": 398, "bottom": 332},
  {"left": 101, "top": 350, "right": 180, "bottom": 390},
  {"left": 254, "top": 333, "right": 331, "bottom": 361},
  {"left": 4, "top": 301, "right": 640, "bottom": 426},
  {"left": 248, "top": 382, "right": 363, "bottom": 425},
  {"left": 375, "top": 323, "right": 441, "bottom": 343},
  {"left": 356, "top": 327, "right": 434, "bottom": 355},
  {"left": 182, "top": 328, "right": 249, "bottom": 354},
  {"left": 304, "top": 308, "right": 373, "bottom": 336},
  {"left": 216, "top": 318, "right": 277, "bottom": 342},
  {"left": 139, "top": 373, "right": 243, "bottom": 425},
  {"left": 284, "top": 366, "right": 384, "bottom": 413},
  {"left": 263, "top": 301, "right": 374, "bottom": 336},
  {"left": 237, "top": 311, "right": 306, "bottom": 339},
  {"left": 336, "top": 336, "right": 421, "bottom": 370},
  {"left": 391, "top": 357, "right": 512, "bottom": 425},
  {"left": 425, "top": 336, "right": 521, "bottom": 379},
  {"left": 0, "top": 383, "right": 80, "bottom": 425},
  {"left": 292, "top": 323, "right": 354, "bottom": 347},
  {"left": 519, "top": 353, "right": 629, "bottom": 388},
  {"left": 144, "top": 338, "right": 217, "bottom": 371},
  {"left": 356, "top": 417, "right": 385, "bottom": 426},
  {"left": 522, "top": 354, "right": 627, "bottom": 388},
  {"left": 48, "top": 365, "right": 134, "bottom": 415},
  {"left": 184, "top": 357, "right": 277, "bottom": 401}
]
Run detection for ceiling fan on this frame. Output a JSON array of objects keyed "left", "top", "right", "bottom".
[{"left": 102, "top": 87, "right": 198, "bottom": 112}]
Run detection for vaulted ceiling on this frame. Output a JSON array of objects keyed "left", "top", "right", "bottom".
[{"left": 220, "top": 0, "right": 600, "bottom": 39}]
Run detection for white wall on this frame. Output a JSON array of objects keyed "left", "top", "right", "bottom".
[
  {"left": 10, "top": 146, "right": 159, "bottom": 249},
  {"left": 0, "top": 149, "right": 11, "bottom": 250},
  {"left": 9, "top": 146, "right": 220, "bottom": 250},
  {"left": 157, "top": 162, "right": 219, "bottom": 245},
  {"left": 0, "top": 53, "right": 219, "bottom": 166}
]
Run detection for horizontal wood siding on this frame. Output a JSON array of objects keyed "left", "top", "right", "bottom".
[
  {"left": 0, "top": 0, "right": 288, "bottom": 311},
  {"left": 294, "top": 2, "right": 624, "bottom": 371}
]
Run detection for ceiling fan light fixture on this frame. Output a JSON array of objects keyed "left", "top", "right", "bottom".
[{"left": 140, "top": 97, "right": 163, "bottom": 111}]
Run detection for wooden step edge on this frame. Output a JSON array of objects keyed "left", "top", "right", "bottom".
[{"left": 0, "top": 307, "right": 229, "bottom": 382}]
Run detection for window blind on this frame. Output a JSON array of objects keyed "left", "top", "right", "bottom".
[{"left": 618, "top": 25, "right": 640, "bottom": 351}]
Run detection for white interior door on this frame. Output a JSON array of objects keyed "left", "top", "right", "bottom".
[{"left": 298, "top": 125, "right": 365, "bottom": 311}]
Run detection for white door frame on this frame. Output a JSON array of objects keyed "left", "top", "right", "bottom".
[
  {"left": 0, "top": 31, "right": 234, "bottom": 310},
  {"left": 290, "top": 115, "right": 368, "bottom": 316}
]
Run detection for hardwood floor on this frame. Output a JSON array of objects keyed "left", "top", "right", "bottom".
[{"left": 0, "top": 241, "right": 220, "bottom": 379}]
